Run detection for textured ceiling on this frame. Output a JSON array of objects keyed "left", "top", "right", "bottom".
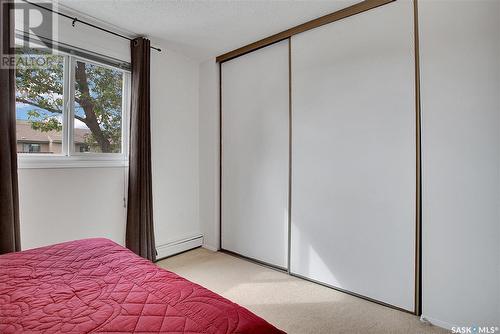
[{"left": 55, "top": 0, "right": 358, "bottom": 61}]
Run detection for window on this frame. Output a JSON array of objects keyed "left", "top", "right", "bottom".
[
  {"left": 22, "top": 143, "right": 41, "bottom": 153},
  {"left": 15, "top": 47, "right": 130, "bottom": 167},
  {"left": 74, "top": 60, "right": 124, "bottom": 154},
  {"left": 16, "top": 49, "right": 64, "bottom": 155}
]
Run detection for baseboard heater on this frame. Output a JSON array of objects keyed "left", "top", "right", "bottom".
[{"left": 155, "top": 234, "right": 203, "bottom": 260}]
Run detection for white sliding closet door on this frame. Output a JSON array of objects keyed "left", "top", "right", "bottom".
[
  {"left": 221, "top": 40, "right": 289, "bottom": 268},
  {"left": 291, "top": 1, "right": 416, "bottom": 310}
]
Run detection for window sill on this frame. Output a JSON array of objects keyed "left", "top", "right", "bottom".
[{"left": 17, "top": 156, "right": 129, "bottom": 169}]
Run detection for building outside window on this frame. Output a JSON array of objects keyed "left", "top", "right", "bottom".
[{"left": 21, "top": 142, "right": 41, "bottom": 153}]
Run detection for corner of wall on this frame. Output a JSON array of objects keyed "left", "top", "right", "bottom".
[{"left": 198, "top": 59, "right": 220, "bottom": 251}]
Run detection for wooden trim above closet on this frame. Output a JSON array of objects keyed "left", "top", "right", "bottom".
[{"left": 216, "top": 0, "right": 395, "bottom": 63}]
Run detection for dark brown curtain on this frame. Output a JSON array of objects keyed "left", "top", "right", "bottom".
[
  {"left": 126, "top": 37, "right": 156, "bottom": 262},
  {"left": 0, "top": 0, "right": 21, "bottom": 254}
]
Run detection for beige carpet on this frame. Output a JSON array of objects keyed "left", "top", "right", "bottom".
[{"left": 157, "top": 248, "right": 446, "bottom": 334}]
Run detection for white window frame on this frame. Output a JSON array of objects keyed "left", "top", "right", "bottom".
[{"left": 17, "top": 49, "right": 131, "bottom": 169}]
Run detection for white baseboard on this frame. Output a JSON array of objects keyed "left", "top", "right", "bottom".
[
  {"left": 420, "top": 315, "right": 453, "bottom": 330},
  {"left": 156, "top": 234, "right": 203, "bottom": 260}
]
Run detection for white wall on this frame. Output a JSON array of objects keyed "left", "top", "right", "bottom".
[
  {"left": 198, "top": 59, "right": 220, "bottom": 251},
  {"left": 150, "top": 43, "right": 201, "bottom": 251},
  {"left": 419, "top": 0, "right": 500, "bottom": 328},
  {"left": 18, "top": 167, "right": 127, "bottom": 249}
]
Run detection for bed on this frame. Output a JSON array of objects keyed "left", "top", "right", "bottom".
[{"left": 0, "top": 238, "right": 285, "bottom": 333}]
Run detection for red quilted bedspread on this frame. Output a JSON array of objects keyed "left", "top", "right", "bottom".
[{"left": 0, "top": 238, "right": 285, "bottom": 334}]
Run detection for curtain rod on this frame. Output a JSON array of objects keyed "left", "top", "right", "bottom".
[{"left": 22, "top": 0, "right": 162, "bottom": 52}]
